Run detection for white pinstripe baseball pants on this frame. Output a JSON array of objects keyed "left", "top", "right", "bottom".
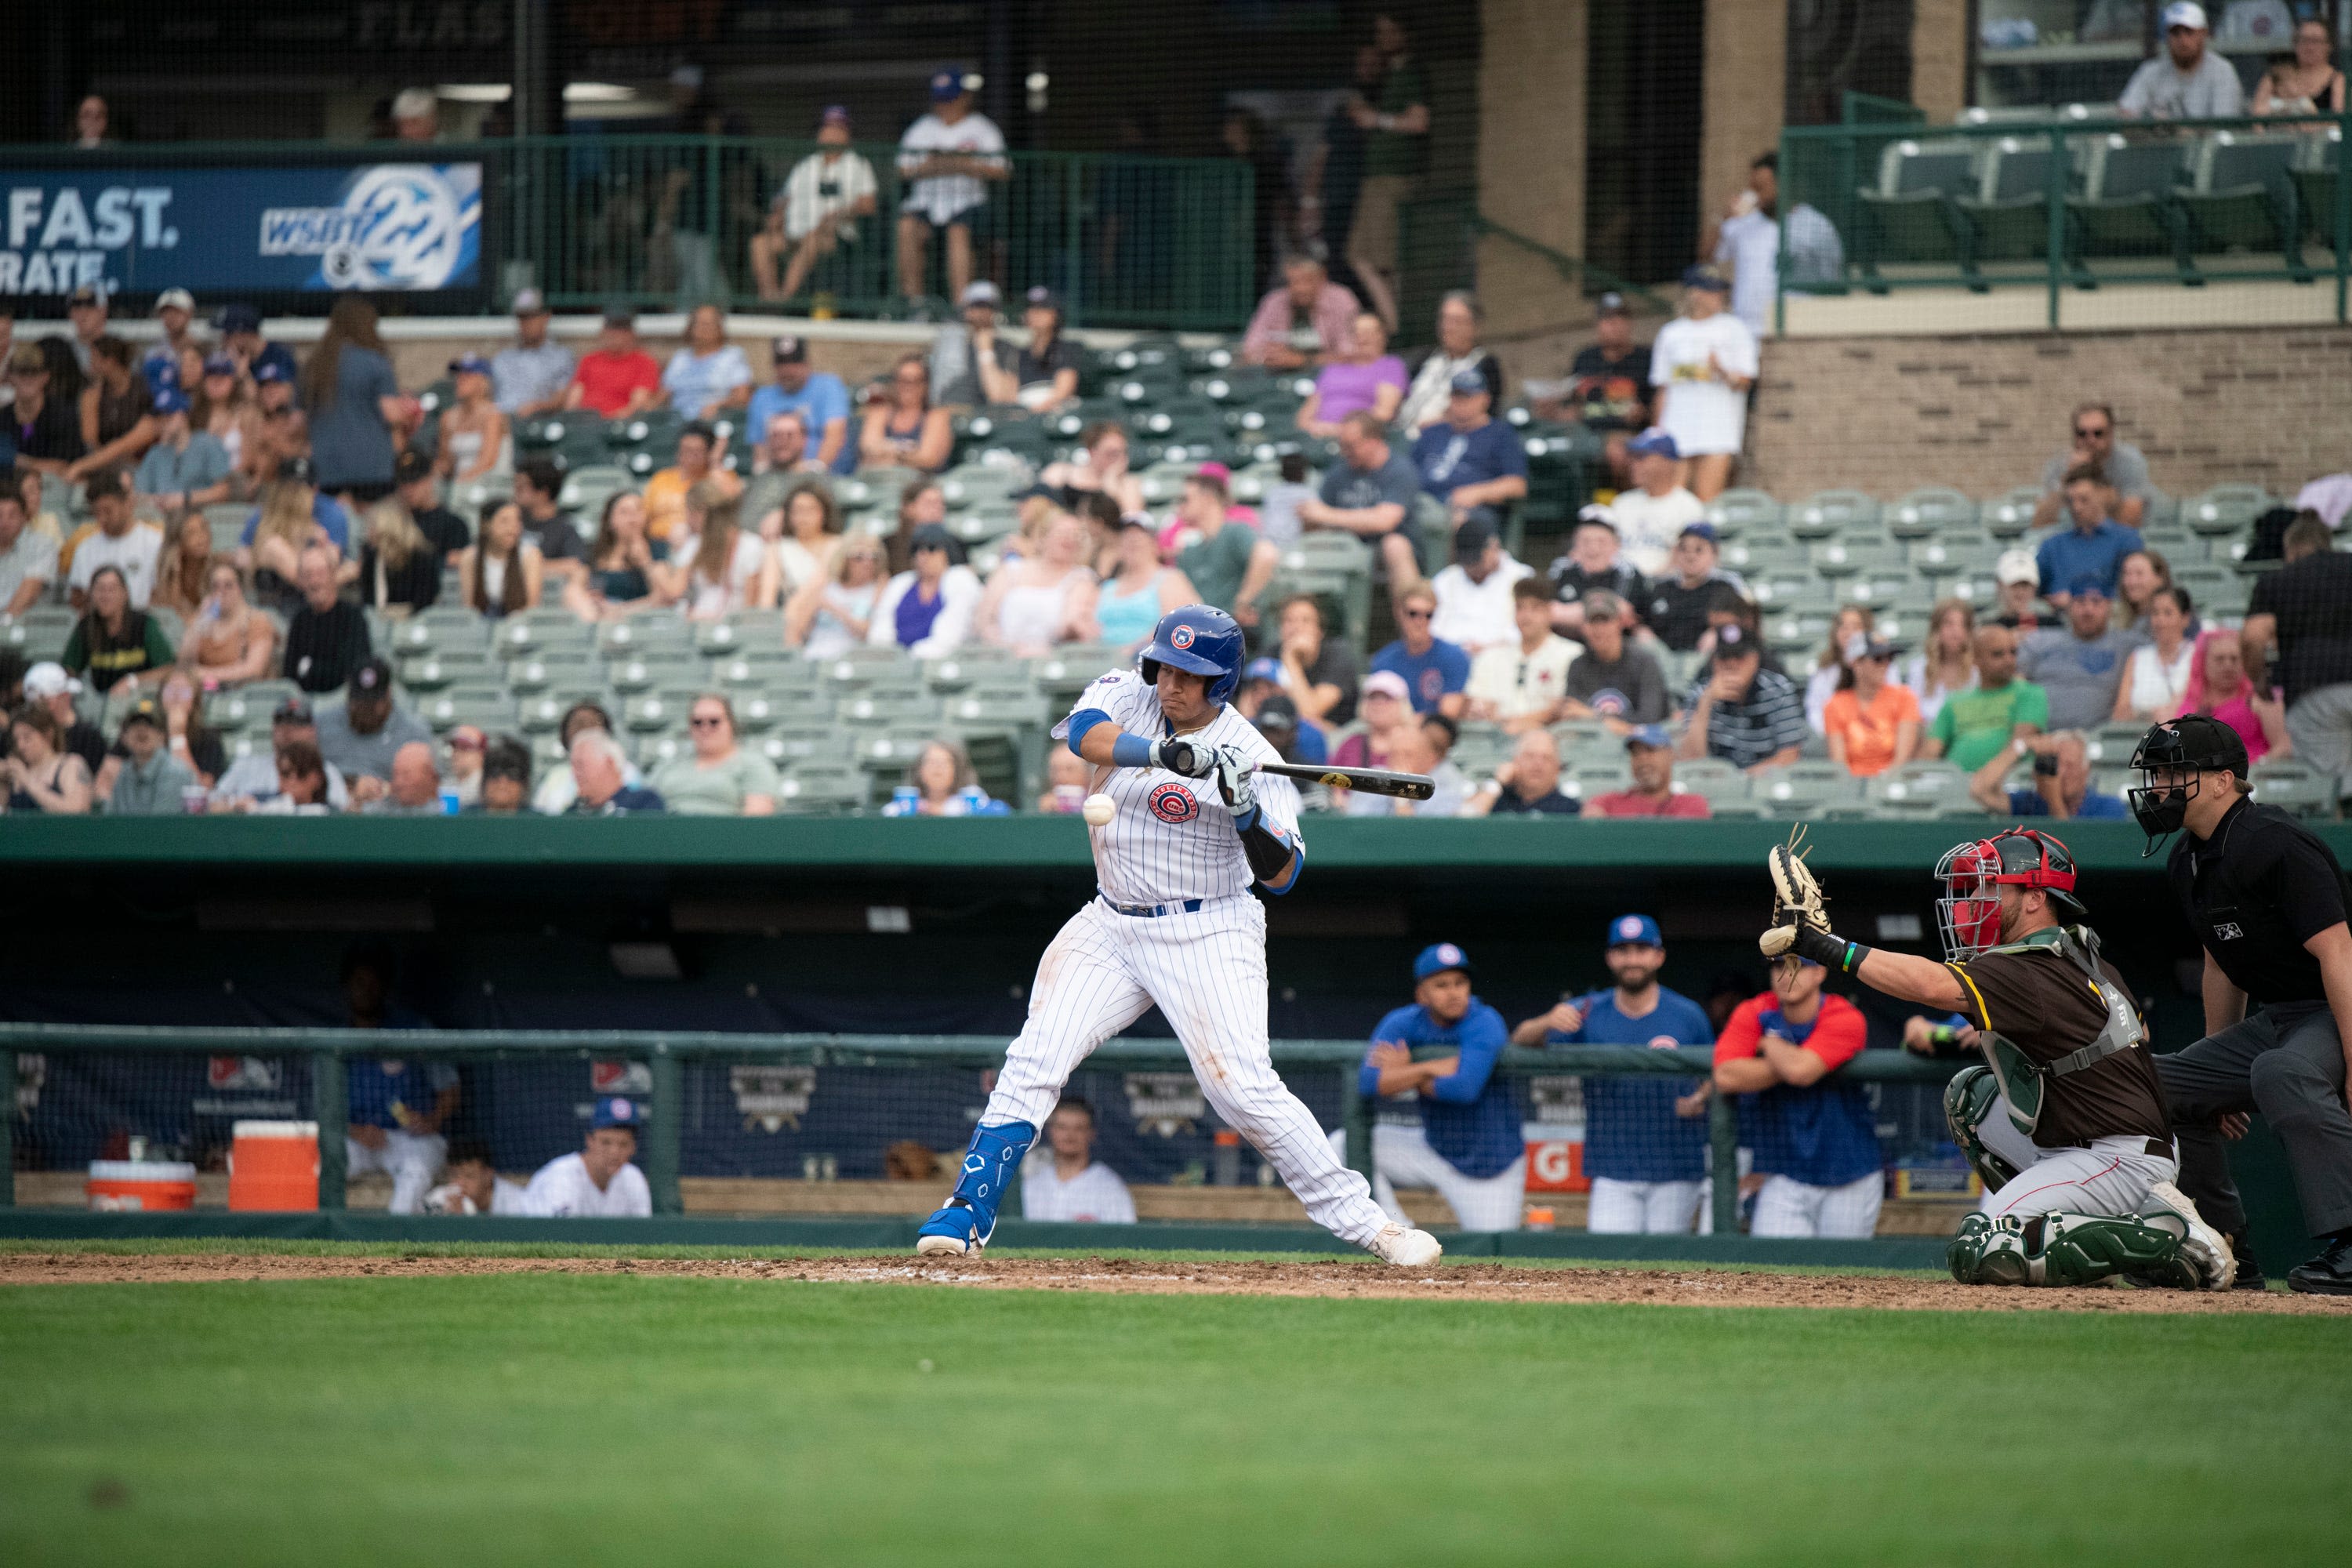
[
  {"left": 1751, "top": 1172, "right": 1885, "bottom": 1239},
  {"left": 982, "top": 895, "right": 1392, "bottom": 1247}
]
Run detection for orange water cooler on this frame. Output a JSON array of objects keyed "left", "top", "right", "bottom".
[{"left": 228, "top": 1120, "right": 321, "bottom": 1210}]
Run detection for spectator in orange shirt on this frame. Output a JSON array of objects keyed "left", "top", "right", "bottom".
[
  {"left": 1822, "top": 636, "right": 1921, "bottom": 779},
  {"left": 562, "top": 310, "right": 662, "bottom": 419},
  {"left": 1585, "top": 725, "right": 1711, "bottom": 818},
  {"left": 641, "top": 420, "right": 741, "bottom": 543}
]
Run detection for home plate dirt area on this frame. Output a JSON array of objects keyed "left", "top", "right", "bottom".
[{"left": 3, "top": 1250, "right": 2343, "bottom": 1313}]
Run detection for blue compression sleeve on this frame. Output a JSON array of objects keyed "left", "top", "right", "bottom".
[
  {"left": 1110, "top": 731, "right": 1155, "bottom": 768},
  {"left": 1425, "top": 1011, "right": 1508, "bottom": 1103},
  {"left": 1065, "top": 708, "right": 1111, "bottom": 755}
]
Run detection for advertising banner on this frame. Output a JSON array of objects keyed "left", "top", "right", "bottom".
[{"left": 0, "top": 162, "right": 482, "bottom": 296}]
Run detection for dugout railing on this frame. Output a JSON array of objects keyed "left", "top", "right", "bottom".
[{"left": 0, "top": 1025, "right": 1962, "bottom": 1236}]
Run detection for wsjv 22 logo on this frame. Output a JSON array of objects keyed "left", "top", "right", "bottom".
[{"left": 259, "top": 165, "right": 479, "bottom": 291}]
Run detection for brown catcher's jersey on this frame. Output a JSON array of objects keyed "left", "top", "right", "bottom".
[{"left": 1947, "top": 936, "right": 2170, "bottom": 1147}]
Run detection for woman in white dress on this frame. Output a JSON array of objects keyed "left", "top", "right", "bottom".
[
  {"left": 975, "top": 510, "right": 1098, "bottom": 656},
  {"left": 2112, "top": 585, "right": 2197, "bottom": 724},
  {"left": 786, "top": 534, "right": 887, "bottom": 659},
  {"left": 1898, "top": 597, "right": 1976, "bottom": 724},
  {"left": 668, "top": 483, "right": 776, "bottom": 622}
]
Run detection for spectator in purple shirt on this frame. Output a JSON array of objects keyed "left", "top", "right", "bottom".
[{"left": 1297, "top": 312, "right": 1408, "bottom": 436}]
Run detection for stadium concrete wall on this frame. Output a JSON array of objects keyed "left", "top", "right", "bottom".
[{"left": 1745, "top": 325, "right": 2352, "bottom": 499}]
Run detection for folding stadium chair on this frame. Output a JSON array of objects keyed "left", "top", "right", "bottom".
[
  {"left": 2290, "top": 128, "right": 2338, "bottom": 248},
  {"left": 1766, "top": 608, "right": 1838, "bottom": 658},
  {"left": 518, "top": 689, "right": 609, "bottom": 735},
  {"left": 1720, "top": 532, "right": 1806, "bottom": 577},
  {"left": 1751, "top": 764, "right": 1866, "bottom": 818},
  {"left": 2182, "top": 484, "right": 2274, "bottom": 537},
  {"left": 837, "top": 692, "right": 938, "bottom": 728},
  {"left": 1870, "top": 760, "right": 1971, "bottom": 817},
  {"left": 710, "top": 647, "right": 799, "bottom": 690},
  {"left": 1911, "top": 531, "right": 1995, "bottom": 580},
  {"left": 399, "top": 648, "right": 494, "bottom": 693},
  {"left": 608, "top": 652, "right": 704, "bottom": 696},
  {"left": 1979, "top": 488, "right": 2042, "bottom": 538},
  {"left": 2067, "top": 136, "right": 2190, "bottom": 285},
  {"left": 1705, "top": 488, "right": 1785, "bottom": 538},
  {"left": 2251, "top": 760, "right": 2339, "bottom": 819},
  {"left": 1840, "top": 572, "right": 1915, "bottom": 613},
  {"left": 2085, "top": 722, "right": 2150, "bottom": 769},
  {"left": 416, "top": 685, "right": 517, "bottom": 735},
  {"left": 1032, "top": 645, "right": 1125, "bottom": 702},
  {"left": 696, "top": 610, "right": 785, "bottom": 654},
  {"left": 775, "top": 763, "right": 866, "bottom": 815},
  {"left": 1952, "top": 137, "right": 2060, "bottom": 281},
  {"left": 1853, "top": 139, "right": 1976, "bottom": 284},
  {"left": 2180, "top": 131, "right": 2311, "bottom": 282},
  {"left": 1746, "top": 571, "right": 1824, "bottom": 613},
  {"left": 1886, "top": 488, "right": 1976, "bottom": 541},
  {"left": 596, "top": 617, "right": 694, "bottom": 657},
  {"left": 1668, "top": 758, "right": 1750, "bottom": 810},
  {"left": 1786, "top": 490, "right": 1882, "bottom": 540},
  {"left": 620, "top": 688, "right": 702, "bottom": 734},
  {"left": 1809, "top": 535, "right": 1905, "bottom": 579}
]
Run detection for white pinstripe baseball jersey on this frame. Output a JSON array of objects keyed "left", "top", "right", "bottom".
[{"left": 1052, "top": 670, "right": 1305, "bottom": 907}]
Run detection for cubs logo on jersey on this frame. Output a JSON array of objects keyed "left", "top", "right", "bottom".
[{"left": 1149, "top": 782, "right": 1200, "bottom": 823}]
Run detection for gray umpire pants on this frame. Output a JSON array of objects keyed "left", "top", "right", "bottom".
[{"left": 2156, "top": 1000, "right": 2352, "bottom": 1240}]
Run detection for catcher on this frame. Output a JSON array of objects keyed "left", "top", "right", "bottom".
[{"left": 1759, "top": 826, "right": 2235, "bottom": 1290}]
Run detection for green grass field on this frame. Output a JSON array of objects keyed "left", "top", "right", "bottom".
[{"left": 4, "top": 1258, "right": 2347, "bottom": 1567}]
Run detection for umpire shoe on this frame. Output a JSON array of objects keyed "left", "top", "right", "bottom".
[
  {"left": 2287, "top": 1234, "right": 2352, "bottom": 1295},
  {"left": 2227, "top": 1231, "right": 2268, "bottom": 1292}
]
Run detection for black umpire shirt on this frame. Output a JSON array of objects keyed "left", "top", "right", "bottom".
[{"left": 2169, "top": 796, "right": 2351, "bottom": 1007}]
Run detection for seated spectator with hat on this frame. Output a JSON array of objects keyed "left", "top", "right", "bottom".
[
  {"left": 1821, "top": 634, "right": 1922, "bottom": 779},
  {"left": 1428, "top": 515, "right": 1532, "bottom": 657},
  {"left": 2020, "top": 581, "right": 2140, "bottom": 731},
  {"left": 1334, "top": 668, "right": 1416, "bottom": 769},
  {"left": 524, "top": 1097, "right": 654, "bottom": 1218},
  {"left": 217, "top": 303, "right": 299, "bottom": 390},
  {"left": 979, "top": 286, "right": 1081, "bottom": 412},
  {"left": 1337, "top": 943, "right": 1527, "bottom": 1232},
  {"left": 746, "top": 334, "right": 851, "bottom": 474},
  {"left": 281, "top": 546, "right": 372, "bottom": 695},
  {"left": 1411, "top": 368, "right": 1528, "bottom": 537},
  {"left": 315, "top": 658, "right": 433, "bottom": 797},
  {"left": 561, "top": 310, "right": 662, "bottom": 420},
  {"left": 752, "top": 104, "right": 881, "bottom": 304},
  {"left": 1586, "top": 725, "right": 1711, "bottom": 818},
  {"left": 211, "top": 695, "right": 352, "bottom": 811},
  {"left": 894, "top": 67, "right": 1009, "bottom": 310},
  {"left": 1544, "top": 291, "right": 1651, "bottom": 489},
  {"left": 143, "top": 289, "right": 201, "bottom": 394},
  {"left": 1466, "top": 577, "right": 1577, "bottom": 732},
  {"left": 1648, "top": 263, "right": 1758, "bottom": 502},
  {"left": 1642, "top": 525, "right": 1743, "bottom": 652},
  {"left": 1370, "top": 583, "right": 1471, "bottom": 718},
  {"left": 1561, "top": 589, "right": 1670, "bottom": 731},
  {"left": 2035, "top": 466, "right": 2144, "bottom": 608},
  {"left": 1608, "top": 429, "right": 1708, "bottom": 577},
  {"left": 94, "top": 698, "right": 194, "bottom": 815},
  {"left": 14, "top": 662, "right": 103, "bottom": 775},
  {"left": 1991, "top": 547, "right": 2050, "bottom": 633},
  {"left": 1342, "top": 717, "right": 1465, "bottom": 818},
  {"left": 872, "top": 523, "right": 982, "bottom": 655},
  {"left": 1545, "top": 506, "right": 1649, "bottom": 640},
  {"left": 1677, "top": 623, "right": 1806, "bottom": 775},
  {"left": 929, "top": 281, "right": 1004, "bottom": 408},
  {"left": 1461, "top": 728, "right": 1581, "bottom": 817},
  {"left": 490, "top": 288, "right": 573, "bottom": 418},
  {"left": 434, "top": 351, "right": 509, "bottom": 487},
  {"left": 132, "top": 388, "right": 232, "bottom": 514}
]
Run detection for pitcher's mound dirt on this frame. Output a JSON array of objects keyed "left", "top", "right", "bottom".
[{"left": 2, "top": 1250, "right": 2343, "bottom": 1313}]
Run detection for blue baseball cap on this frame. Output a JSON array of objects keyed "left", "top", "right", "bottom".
[
  {"left": 1447, "top": 367, "right": 1487, "bottom": 395},
  {"left": 1626, "top": 427, "right": 1679, "bottom": 461},
  {"left": 253, "top": 360, "right": 289, "bottom": 386},
  {"left": 591, "top": 1097, "right": 643, "bottom": 1131},
  {"left": 219, "top": 303, "right": 262, "bottom": 334},
  {"left": 1682, "top": 263, "right": 1731, "bottom": 292},
  {"left": 151, "top": 388, "right": 190, "bottom": 416},
  {"left": 931, "top": 68, "right": 967, "bottom": 101},
  {"left": 1607, "top": 913, "right": 1664, "bottom": 949},
  {"left": 202, "top": 353, "right": 237, "bottom": 377},
  {"left": 448, "top": 351, "right": 491, "bottom": 376},
  {"left": 1413, "top": 942, "right": 1472, "bottom": 982},
  {"left": 1241, "top": 656, "right": 1283, "bottom": 685},
  {"left": 1621, "top": 724, "right": 1672, "bottom": 752},
  {"left": 1678, "top": 520, "right": 1719, "bottom": 544},
  {"left": 2067, "top": 575, "right": 2110, "bottom": 600}
]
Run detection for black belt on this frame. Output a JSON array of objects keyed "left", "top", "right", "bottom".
[
  {"left": 1101, "top": 893, "right": 1203, "bottom": 918},
  {"left": 2053, "top": 1136, "right": 2172, "bottom": 1159}
]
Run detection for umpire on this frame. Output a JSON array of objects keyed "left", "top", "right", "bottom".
[{"left": 2130, "top": 715, "right": 2352, "bottom": 1294}]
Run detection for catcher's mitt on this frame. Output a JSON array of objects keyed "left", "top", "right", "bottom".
[{"left": 1759, "top": 825, "right": 1831, "bottom": 961}]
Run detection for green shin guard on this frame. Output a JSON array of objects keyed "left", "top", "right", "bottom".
[
  {"left": 1943, "top": 1066, "right": 2020, "bottom": 1192},
  {"left": 1949, "top": 1209, "right": 2197, "bottom": 1287}
]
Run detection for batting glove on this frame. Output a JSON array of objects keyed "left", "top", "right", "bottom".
[
  {"left": 1150, "top": 736, "right": 1218, "bottom": 779},
  {"left": 1211, "top": 745, "right": 1258, "bottom": 824}
]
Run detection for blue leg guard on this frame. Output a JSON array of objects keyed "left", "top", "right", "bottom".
[{"left": 915, "top": 1121, "right": 1036, "bottom": 1256}]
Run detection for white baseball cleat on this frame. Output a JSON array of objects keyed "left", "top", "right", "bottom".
[
  {"left": 915, "top": 1234, "right": 973, "bottom": 1258},
  {"left": 2149, "top": 1181, "right": 2237, "bottom": 1290},
  {"left": 1371, "top": 1223, "right": 1443, "bottom": 1269}
]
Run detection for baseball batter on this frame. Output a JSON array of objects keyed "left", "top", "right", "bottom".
[
  {"left": 917, "top": 604, "right": 1441, "bottom": 1267},
  {"left": 1759, "top": 827, "right": 2234, "bottom": 1288}
]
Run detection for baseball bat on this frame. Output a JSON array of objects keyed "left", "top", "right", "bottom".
[{"left": 1255, "top": 760, "right": 1436, "bottom": 800}]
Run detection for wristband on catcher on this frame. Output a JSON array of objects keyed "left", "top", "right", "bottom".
[{"left": 1790, "top": 924, "right": 1871, "bottom": 975}]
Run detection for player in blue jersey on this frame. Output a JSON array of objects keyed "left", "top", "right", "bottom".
[
  {"left": 1336, "top": 943, "right": 1526, "bottom": 1232},
  {"left": 1517, "top": 913, "right": 1716, "bottom": 1233}
]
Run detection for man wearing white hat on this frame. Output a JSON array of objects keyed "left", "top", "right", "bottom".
[
  {"left": 16, "top": 662, "right": 105, "bottom": 773},
  {"left": 1991, "top": 546, "right": 2050, "bottom": 633},
  {"left": 142, "top": 289, "right": 201, "bottom": 393},
  {"left": 2120, "top": 4, "right": 2245, "bottom": 119}
]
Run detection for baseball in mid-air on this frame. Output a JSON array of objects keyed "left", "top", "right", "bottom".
[{"left": 1082, "top": 792, "right": 1116, "bottom": 826}]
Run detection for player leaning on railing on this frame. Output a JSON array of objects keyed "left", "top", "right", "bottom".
[{"left": 1757, "top": 826, "right": 2235, "bottom": 1290}]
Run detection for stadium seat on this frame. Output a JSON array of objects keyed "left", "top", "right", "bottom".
[
  {"left": 1670, "top": 757, "right": 1749, "bottom": 805},
  {"left": 2069, "top": 136, "right": 2190, "bottom": 278},
  {"left": 399, "top": 649, "right": 493, "bottom": 692},
  {"left": 1979, "top": 488, "right": 2042, "bottom": 538},
  {"left": 1886, "top": 488, "right": 1976, "bottom": 539},
  {"left": 204, "top": 681, "right": 300, "bottom": 733},
  {"left": 2182, "top": 484, "right": 2272, "bottom": 536},
  {"left": 2084, "top": 722, "right": 2149, "bottom": 768},
  {"left": 621, "top": 688, "right": 701, "bottom": 733},
  {"left": 608, "top": 652, "right": 703, "bottom": 695},
  {"left": 923, "top": 648, "right": 1023, "bottom": 691},
  {"left": 1854, "top": 139, "right": 1976, "bottom": 278},
  {"left": 1911, "top": 531, "right": 1994, "bottom": 579},
  {"left": 2180, "top": 131, "right": 2310, "bottom": 281},
  {"left": 1752, "top": 763, "right": 1865, "bottom": 815},
  {"left": 416, "top": 685, "right": 515, "bottom": 735},
  {"left": 761, "top": 724, "right": 856, "bottom": 768},
  {"left": 1787, "top": 491, "right": 1882, "bottom": 539},
  {"left": 2174, "top": 564, "right": 2249, "bottom": 616},
  {"left": 1871, "top": 759, "right": 1970, "bottom": 816},
  {"left": 1705, "top": 488, "right": 1783, "bottom": 536},
  {"left": 774, "top": 763, "right": 866, "bottom": 814},
  {"left": 597, "top": 619, "right": 695, "bottom": 657},
  {"left": 710, "top": 648, "right": 799, "bottom": 689},
  {"left": 518, "top": 689, "right": 607, "bottom": 734},
  {"left": 0, "top": 608, "right": 74, "bottom": 660},
  {"left": 1952, "top": 136, "right": 2059, "bottom": 277},
  {"left": 838, "top": 692, "right": 938, "bottom": 728},
  {"left": 696, "top": 611, "right": 785, "bottom": 653},
  {"left": 2251, "top": 759, "right": 2339, "bottom": 818},
  {"left": 1719, "top": 532, "right": 1806, "bottom": 577},
  {"left": 1809, "top": 535, "right": 1904, "bottom": 579}
]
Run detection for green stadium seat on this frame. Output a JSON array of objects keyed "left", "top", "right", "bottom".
[
  {"left": 696, "top": 611, "right": 785, "bottom": 654},
  {"left": 1911, "top": 532, "right": 1994, "bottom": 579},
  {"left": 923, "top": 648, "right": 1025, "bottom": 692},
  {"left": 2083, "top": 721, "right": 2150, "bottom": 769},
  {"left": 760, "top": 724, "right": 855, "bottom": 768},
  {"left": 416, "top": 685, "right": 515, "bottom": 735},
  {"left": 1810, "top": 535, "right": 1904, "bottom": 578},
  {"left": 2175, "top": 565, "right": 2249, "bottom": 616},
  {"left": 1841, "top": 572, "right": 1915, "bottom": 612},
  {"left": 608, "top": 653, "right": 703, "bottom": 695},
  {"left": 597, "top": 619, "right": 695, "bottom": 658},
  {"left": 943, "top": 691, "right": 1050, "bottom": 731},
  {"left": 518, "top": 690, "right": 608, "bottom": 734},
  {"left": 2180, "top": 131, "right": 2311, "bottom": 281},
  {"left": 1752, "top": 763, "right": 1866, "bottom": 816},
  {"left": 938, "top": 466, "right": 1023, "bottom": 509},
  {"left": 1, "top": 608, "right": 74, "bottom": 660},
  {"left": 1764, "top": 607, "right": 1837, "bottom": 656},
  {"left": 2069, "top": 136, "right": 2191, "bottom": 278},
  {"left": 204, "top": 503, "right": 251, "bottom": 554},
  {"left": 710, "top": 648, "right": 800, "bottom": 690},
  {"left": 1787, "top": 491, "right": 1882, "bottom": 540},
  {"left": 1566, "top": 758, "right": 1631, "bottom": 797},
  {"left": 1979, "top": 488, "right": 2041, "bottom": 537},
  {"left": 2181, "top": 485, "right": 2272, "bottom": 536},
  {"left": 2251, "top": 759, "right": 2339, "bottom": 818},
  {"left": 1747, "top": 571, "right": 1824, "bottom": 612},
  {"left": 1668, "top": 758, "right": 1748, "bottom": 807},
  {"left": 1886, "top": 488, "right": 1976, "bottom": 539},
  {"left": 622, "top": 688, "right": 700, "bottom": 733},
  {"left": 949, "top": 504, "right": 1022, "bottom": 547},
  {"left": 1704, "top": 489, "right": 1784, "bottom": 537},
  {"left": 1854, "top": 139, "right": 1976, "bottom": 278},
  {"left": 1720, "top": 532, "right": 1806, "bottom": 577},
  {"left": 399, "top": 649, "right": 493, "bottom": 692},
  {"left": 774, "top": 764, "right": 866, "bottom": 814},
  {"left": 838, "top": 692, "right": 938, "bottom": 728},
  {"left": 1952, "top": 137, "right": 2059, "bottom": 274},
  {"left": 1033, "top": 646, "right": 1123, "bottom": 700},
  {"left": 1871, "top": 759, "right": 1970, "bottom": 816}
]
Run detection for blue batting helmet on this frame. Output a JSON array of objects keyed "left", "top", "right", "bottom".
[{"left": 1138, "top": 604, "right": 1245, "bottom": 706}]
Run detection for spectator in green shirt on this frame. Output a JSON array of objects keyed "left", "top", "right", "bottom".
[
  {"left": 1924, "top": 622, "right": 2047, "bottom": 771},
  {"left": 648, "top": 692, "right": 779, "bottom": 816},
  {"left": 1171, "top": 465, "right": 1279, "bottom": 630},
  {"left": 1345, "top": 13, "right": 1431, "bottom": 333}
]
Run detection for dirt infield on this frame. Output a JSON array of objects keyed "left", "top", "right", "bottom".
[{"left": 2, "top": 1250, "right": 2346, "bottom": 1313}]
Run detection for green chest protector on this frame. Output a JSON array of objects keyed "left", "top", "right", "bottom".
[{"left": 1973, "top": 925, "right": 2143, "bottom": 1140}]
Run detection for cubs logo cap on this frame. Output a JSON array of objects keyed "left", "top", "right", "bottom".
[
  {"left": 591, "top": 1097, "right": 642, "bottom": 1130},
  {"left": 1606, "top": 913, "right": 1663, "bottom": 949},
  {"left": 1169, "top": 623, "right": 1196, "bottom": 651},
  {"left": 1414, "top": 942, "right": 1472, "bottom": 982}
]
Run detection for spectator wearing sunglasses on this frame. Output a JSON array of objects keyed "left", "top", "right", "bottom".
[
  {"left": 2032, "top": 403, "right": 2153, "bottom": 532},
  {"left": 648, "top": 692, "right": 778, "bottom": 816}
]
